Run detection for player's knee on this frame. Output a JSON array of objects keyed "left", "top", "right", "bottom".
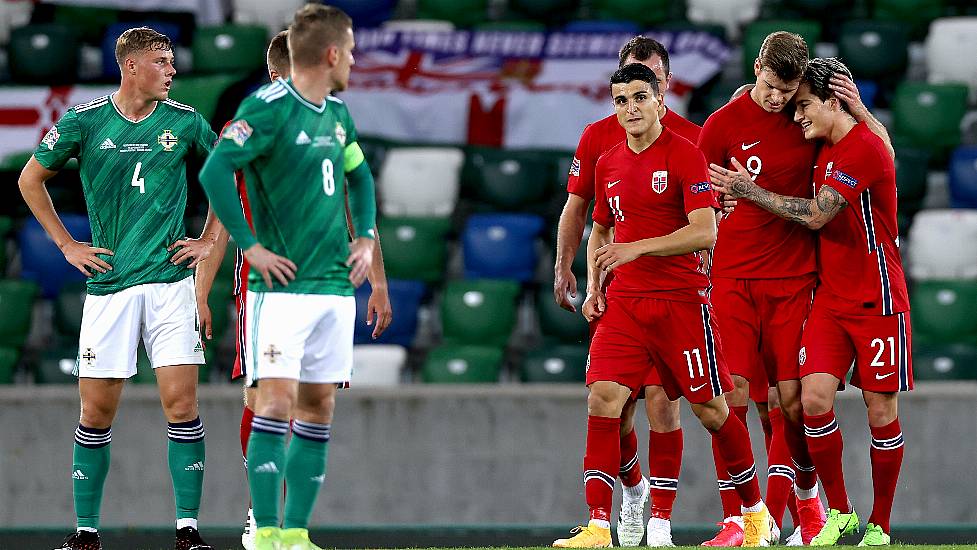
[
  {"left": 780, "top": 397, "right": 803, "bottom": 424},
  {"left": 692, "top": 399, "right": 726, "bottom": 431},
  {"left": 645, "top": 390, "right": 680, "bottom": 431},
  {"left": 162, "top": 398, "right": 199, "bottom": 423},
  {"left": 587, "top": 387, "right": 625, "bottom": 417},
  {"left": 800, "top": 388, "right": 832, "bottom": 416},
  {"left": 864, "top": 393, "right": 898, "bottom": 426},
  {"left": 727, "top": 375, "right": 750, "bottom": 406}
]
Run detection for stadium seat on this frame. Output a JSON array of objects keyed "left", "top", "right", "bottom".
[
  {"left": 473, "top": 20, "right": 547, "bottom": 32},
  {"left": 687, "top": 0, "right": 761, "bottom": 40},
  {"left": 19, "top": 215, "right": 91, "bottom": 299},
  {"left": 379, "top": 148, "right": 464, "bottom": 217},
  {"left": 0, "top": 280, "right": 38, "bottom": 350},
  {"left": 54, "top": 282, "right": 87, "bottom": 339},
  {"left": 354, "top": 279, "right": 426, "bottom": 347},
  {"left": 837, "top": 20, "right": 908, "bottom": 81},
  {"left": 382, "top": 19, "right": 456, "bottom": 32},
  {"left": 35, "top": 347, "right": 78, "bottom": 384},
  {"left": 591, "top": 0, "right": 678, "bottom": 26},
  {"left": 949, "top": 146, "right": 977, "bottom": 208},
  {"left": 508, "top": 0, "right": 579, "bottom": 24},
  {"left": 911, "top": 280, "right": 977, "bottom": 344},
  {"left": 204, "top": 279, "right": 233, "bottom": 347},
  {"left": 521, "top": 344, "right": 587, "bottom": 383},
  {"left": 465, "top": 148, "right": 552, "bottom": 210},
  {"left": 895, "top": 147, "right": 930, "bottom": 205},
  {"left": 422, "top": 344, "right": 503, "bottom": 383},
  {"left": 164, "top": 74, "right": 239, "bottom": 123},
  {"left": 571, "top": 224, "right": 593, "bottom": 276},
  {"left": 913, "top": 343, "right": 977, "bottom": 381},
  {"left": 742, "top": 20, "right": 820, "bottom": 80},
  {"left": 352, "top": 344, "right": 407, "bottom": 386},
  {"left": 0, "top": 217, "right": 13, "bottom": 274},
  {"left": 8, "top": 24, "right": 79, "bottom": 84},
  {"left": 537, "top": 282, "right": 589, "bottom": 344},
  {"left": 926, "top": 17, "right": 977, "bottom": 101},
  {"left": 562, "top": 20, "right": 640, "bottom": 34},
  {"left": 0, "top": 1, "right": 34, "bottom": 45},
  {"left": 232, "top": 0, "right": 306, "bottom": 30},
  {"left": 441, "top": 279, "right": 521, "bottom": 347},
  {"left": 101, "top": 22, "right": 182, "bottom": 79},
  {"left": 416, "top": 0, "right": 489, "bottom": 28},
  {"left": 377, "top": 216, "right": 452, "bottom": 284},
  {"left": 192, "top": 24, "right": 268, "bottom": 75},
  {"left": 462, "top": 213, "right": 545, "bottom": 282},
  {"left": 874, "top": 0, "right": 945, "bottom": 37},
  {"left": 907, "top": 209, "right": 977, "bottom": 280},
  {"left": 892, "top": 82, "right": 969, "bottom": 158},
  {"left": 0, "top": 347, "right": 18, "bottom": 384},
  {"left": 329, "top": 0, "right": 397, "bottom": 27},
  {"left": 52, "top": 4, "right": 119, "bottom": 45},
  {"left": 855, "top": 80, "right": 878, "bottom": 111}
]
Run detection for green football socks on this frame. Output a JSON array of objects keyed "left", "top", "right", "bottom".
[
  {"left": 72, "top": 425, "right": 112, "bottom": 530},
  {"left": 283, "top": 420, "right": 331, "bottom": 529},
  {"left": 248, "top": 417, "right": 289, "bottom": 528},
  {"left": 167, "top": 418, "right": 206, "bottom": 520}
]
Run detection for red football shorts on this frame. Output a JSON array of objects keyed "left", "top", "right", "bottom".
[
  {"left": 799, "top": 296, "right": 913, "bottom": 392},
  {"left": 587, "top": 296, "right": 732, "bottom": 403},
  {"left": 711, "top": 275, "right": 816, "bottom": 402},
  {"left": 230, "top": 289, "right": 248, "bottom": 381}
]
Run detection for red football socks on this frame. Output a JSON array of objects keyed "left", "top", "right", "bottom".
[
  {"left": 240, "top": 405, "right": 255, "bottom": 459},
  {"left": 765, "top": 407, "right": 794, "bottom": 528},
  {"left": 868, "top": 418, "right": 904, "bottom": 533},
  {"left": 648, "top": 428, "right": 682, "bottom": 519},
  {"left": 619, "top": 428, "right": 643, "bottom": 488},
  {"left": 804, "top": 410, "right": 850, "bottom": 512},
  {"left": 712, "top": 413, "right": 762, "bottom": 507},
  {"left": 584, "top": 415, "right": 621, "bottom": 522}
]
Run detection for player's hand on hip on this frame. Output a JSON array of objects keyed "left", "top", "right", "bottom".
[
  {"left": 709, "top": 158, "right": 754, "bottom": 199},
  {"left": 595, "top": 242, "right": 640, "bottom": 271},
  {"left": 244, "top": 243, "right": 297, "bottom": 289},
  {"left": 367, "top": 286, "right": 393, "bottom": 339},
  {"left": 60, "top": 240, "right": 113, "bottom": 277},
  {"left": 582, "top": 291, "right": 606, "bottom": 322},
  {"left": 346, "top": 237, "right": 375, "bottom": 288},
  {"left": 168, "top": 237, "right": 214, "bottom": 268},
  {"left": 553, "top": 266, "right": 578, "bottom": 312}
]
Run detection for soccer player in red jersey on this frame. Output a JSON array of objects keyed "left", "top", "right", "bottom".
[
  {"left": 553, "top": 63, "right": 773, "bottom": 549},
  {"left": 193, "top": 30, "right": 392, "bottom": 550},
  {"left": 554, "top": 36, "right": 702, "bottom": 547},
  {"left": 712, "top": 57, "right": 910, "bottom": 548}
]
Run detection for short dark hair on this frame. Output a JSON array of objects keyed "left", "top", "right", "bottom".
[
  {"left": 618, "top": 36, "right": 670, "bottom": 74},
  {"left": 288, "top": 4, "right": 353, "bottom": 68},
  {"left": 757, "top": 31, "right": 809, "bottom": 82},
  {"left": 115, "top": 27, "right": 171, "bottom": 67},
  {"left": 267, "top": 30, "right": 290, "bottom": 75},
  {"left": 610, "top": 63, "right": 660, "bottom": 96},
  {"left": 802, "top": 57, "right": 854, "bottom": 113}
]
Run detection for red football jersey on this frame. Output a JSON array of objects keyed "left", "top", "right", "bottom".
[
  {"left": 219, "top": 120, "right": 254, "bottom": 297},
  {"left": 698, "top": 92, "right": 817, "bottom": 279},
  {"left": 567, "top": 109, "right": 701, "bottom": 202},
  {"left": 813, "top": 122, "right": 909, "bottom": 316},
  {"left": 592, "top": 129, "right": 719, "bottom": 303}
]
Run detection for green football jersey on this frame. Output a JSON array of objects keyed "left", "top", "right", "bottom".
[
  {"left": 208, "top": 78, "right": 373, "bottom": 296},
  {"left": 34, "top": 94, "right": 216, "bottom": 295}
]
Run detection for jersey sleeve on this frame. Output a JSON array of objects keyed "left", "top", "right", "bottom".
[
  {"left": 210, "top": 95, "right": 279, "bottom": 169},
  {"left": 677, "top": 144, "right": 720, "bottom": 214},
  {"left": 338, "top": 102, "right": 366, "bottom": 174},
  {"left": 591, "top": 156, "right": 613, "bottom": 227},
  {"left": 191, "top": 112, "right": 217, "bottom": 160},
  {"left": 825, "top": 141, "right": 875, "bottom": 205},
  {"left": 567, "top": 123, "right": 597, "bottom": 202},
  {"left": 34, "top": 109, "right": 82, "bottom": 171},
  {"left": 696, "top": 112, "right": 727, "bottom": 168}
]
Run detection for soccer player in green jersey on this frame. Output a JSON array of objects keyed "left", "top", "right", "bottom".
[
  {"left": 199, "top": 6, "right": 376, "bottom": 549},
  {"left": 18, "top": 27, "right": 218, "bottom": 550}
]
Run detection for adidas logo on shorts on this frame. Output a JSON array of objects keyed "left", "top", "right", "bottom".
[
  {"left": 184, "top": 461, "right": 205, "bottom": 471},
  {"left": 72, "top": 469, "right": 88, "bottom": 480},
  {"left": 254, "top": 461, "right": 279, "bottom": 474}
]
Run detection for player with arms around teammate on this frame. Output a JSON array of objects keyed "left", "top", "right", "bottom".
[
  {"left": 199, "top": 5, "right": 375, "bottom": 550},
  {"left": 711, "top": 58, "right": 910, "bottom": 548},
  {"left": 554, "top": 36, "right": 700, "bottom": 547},
  {"left": 553, "top": 63, "right": 773, "bottom": 549},
  {"left": 19, "top": 27, "right": 218, "bottom": 550},
  {"left": 192, "top": 29, "right": 393, "bottom": 550}
]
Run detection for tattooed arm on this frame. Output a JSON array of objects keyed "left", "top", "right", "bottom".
[{"left": 709, "top": 158, "right": 848, "bottom": 230}]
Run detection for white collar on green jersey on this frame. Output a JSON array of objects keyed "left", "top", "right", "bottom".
[
  {"left": 281, "top": 78, "right": 326, "bottom": 114},
  {"left": 109, "top": 92, "right": 158, "bottom": 124}
]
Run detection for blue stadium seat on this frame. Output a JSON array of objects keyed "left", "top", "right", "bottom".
[
  {"left": 462, "top": 213, "right": 544, "bottom": 282},
  {"left": 354, "top": 279, "right": 426, "bottom": 347},
  {"left": 855, "top": 79, "right": 878, "bottom": 111},
  {"left": 19, "top": 215, "right": 91, "bottom": 299},
  {"left": 948, "top": 146, "right": 977, "bottom": 208},
  {"left": 328, "top": 0, "right": 397, "bottom": 27},
  {"left": 562, "top": 19, "right": 640, "bottom": 33},
  {"left": 101, "top": 22, "right": 182, "bottom": 79}
]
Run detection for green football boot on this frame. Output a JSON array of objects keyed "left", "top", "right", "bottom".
[
  {"left": 857, "top": 523, "right": 891, "bottom": 546},
  {"left": 255, "top": 526, "right": 282, "bottom": 550},
  {"left": 279, "top": 528, "right": 324, "bottom": 550},
  {"left": 810, "top": 508, "right": 859, "bottom": 546}
]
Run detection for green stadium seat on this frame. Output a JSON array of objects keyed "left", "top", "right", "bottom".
[
  {"left": 52, "top": 4, "right": 119, "bottom": 44},
  {"left": 741, "top": 20, "right": 820, "bottom": 80},
  {"left": 0, "top": 347, "right": 18, "bottom": 384},
  {"left": 35, "top": 347, "right": 78, "bottom": 384},
  {"left": 508, "top": 0, "right": 579, "bottom": 22},
  {"left": 441, "top": 279, "right": 521, "bottom": 347},
  {"left": 911, "top": 280, "right": 977, "bottom": 344},
  {"left": 837, "top": 20, "right": 908, "bottom": 81},
  {"left": 892, "top": 82, "right": 969, "bottom": 159},
  {"left": 167, "top": 74, "right": 239, "bottom": 123},
  {"left": 377, "top": 216, "right": 452, "bottom": 284},
  {"left": 422, "top": 344, "right": 503, "bottom": 383},
  {"left": 204, "top": 279, "right": 232, "bottom": 348},
  {"left": 537, "top": 283, "right": 589, "bottom": 344},
  {"left": 591, "top": 0, "right": 679, "bottom": 26},
  {"left": 8, "top": 24, "right": 79, "bottom": 84},
  {"left": 894, "top": 147, "right": 930, "bottom": 205},
  {"left": 192, "top": 24, "right": 268, "bottom": 75},
  {"left": 473, "top": 20, "right": 547, "bottom": 32},
  {"left": 874, "top": 0, "right": 944, "bottom": 37},
  {"left": 913, "top": 343, "right": 977, "bottom": 381},
  {"left": 55, "top": 282, "right": 87, "bottom": 338},
  {"left": 416, "top": 0, "right": 489, "bottom": 27},
  {"left": 0, "top": 217, "right": 13, "bottom": 275},
  {"left": 0, "top": 280, "right": 38, "bottom": 349},
  {"left": 521, "top": 344, "right": 587, "bottom": 383},
  {"left": 465, "top": 148, "right": 553, "bottom": 210},
  {"left": 571, "top": 224, "right": 593, "bottom": 276}
]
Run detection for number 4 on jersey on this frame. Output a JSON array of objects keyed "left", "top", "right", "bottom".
[{"left": 131, "top": 162, "right": 145, "bottom": 194}]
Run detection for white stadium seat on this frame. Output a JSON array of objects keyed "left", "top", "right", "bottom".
[
  {"left": 352, "top": 344, "right": 408, "bottom": 387},
  {"left": 379, "top": 147, "right": 464, "bottom": 217},
  {"left": 687, "top": 0, "right": 761, "bottom": 40},
  {"left": 0, "top": 0, "right": 32, "bottom": 45},
  {"left": 382, "top": 19, "right": 455, "bottom": 32},
  {"left": 925, "top": 17, "right": 977, "bottom": 102},
  {"left": 907, "top": 208, "right": 977, "bottom": 280},
  {"left": 232, "top": 0, "right": 306, "bottom": 34}
]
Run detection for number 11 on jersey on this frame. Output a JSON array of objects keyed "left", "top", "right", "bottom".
[{"left": 131, "top": 162, "right": 145, "bottom": 194}]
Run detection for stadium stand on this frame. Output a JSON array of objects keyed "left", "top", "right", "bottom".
[
  {"left": 8, "top": 23, "right": 79, "bottom": 84},
  {"left": 354, "top": 279, "right": 426, "bottom": 347},
  {"left": 464, "top": 148, "right": 552, "bottom": 210},
  {"left": 948, "top": 146, "right": 977, "bottom": 208},
  {"left": 686, "top": 0, "right": 761, "bottom": 40},
  {"left": 837, "top": 20, "right": 909, "bottom": 83},
  {"left": 376, "top": 216, "right": 452, "bottom": 284},
  {"left": 422, "top": 344, "right": 503, "bottom": 383},
  {"left": 440, "top": 279, "right": 520, "bottom": 347},
  {"left": 415, "top": 0, "right": 489, "bottom": 28},
  {"left": 910, "top": 279, "right": 977, "bottom": 344},
  {"left": 892, "top": 82, "right": 970, "bottom": 159},
  {"left": 591, "top": 0, "right": 679, "bottom": 26},
  {"left": 913, "top": 342, "right": 977, "bottom": 380},
  {"left": 0, "top": 279, "right": 38, "bottom": 356},
  {"left": 18, "top": 215, "right": 90, "bottom": 299},
  {"left": 461, "top": 213, "right": 545, "bottom": 282},
  {"left": 191, "top": 24, "right": 268, "bottom": 75},
  {"left": 925, "top": 17, "right": 977, "bottom": 101},
  {"left": 520, "top": 344, "right": 587, "bottom": 382},
  {"left": 907, "top": 209, "right": 977, "bottom": 280},
  {"left": 378, "top": 147, "right": 464, "bottom": 217},
  {"left": 536, "top": 282, "right": 588, "bottom": 344},
  {"left": 352, "top": 344, "right": 408, "bottom": 386},
  {"left": 328, "top": 0, "right": 398, "bottom": 28}
]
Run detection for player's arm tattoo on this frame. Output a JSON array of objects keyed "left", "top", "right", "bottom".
[{"left": 732, "top": 173, "right": 847, "bottom": 230}]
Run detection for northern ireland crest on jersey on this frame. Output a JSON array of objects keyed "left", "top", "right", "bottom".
[
  {"left": 335, "top": 122, "right": 347, "bottom": 147},
  {"left": 651, "top": 170, "right": 668, "bottom": 193},
  {"left": 158, "top": 129, "right": 178, "bottom": 151},
  {"left": 41, "top": 125, "right": 60, "bottom": 150}
]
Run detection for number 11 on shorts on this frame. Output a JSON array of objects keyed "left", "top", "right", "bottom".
[{"left": 684, "top": 348, "right": 705, "bottom": 379}]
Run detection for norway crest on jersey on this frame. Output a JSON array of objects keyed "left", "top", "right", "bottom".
[{"left": 651, "top": 170, "right": 668, "bottom": 194}]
